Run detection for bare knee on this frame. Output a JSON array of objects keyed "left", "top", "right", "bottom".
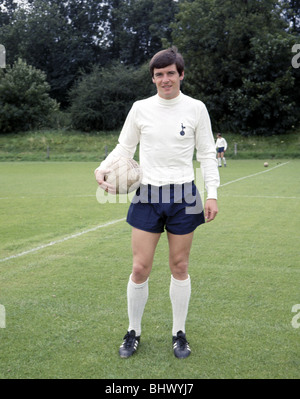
[
  {"left": 170, "top": 257, "right": 189, "bottom": 280},
  {"left": 132, "top": 261, "right": 152, "bottom": 284}
]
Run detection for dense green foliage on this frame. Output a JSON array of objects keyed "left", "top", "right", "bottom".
[
  {"left": 0, "top": 59, "right": 58, "bottom": 133},
  {"left": 0, "top": 0, "right": 299, "bottom": 134},
  {"left": 69, "top": 63, "right": 155, "bottom": 131},
  {"left": 0, "top": 0, "right": 176, "bottom": 106},
  {"left": 171, "top": 0, "right": 300, "bottom": 135}
]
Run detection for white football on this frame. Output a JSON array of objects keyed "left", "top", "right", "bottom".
[
  {"left": 264, "top": 162, "right": 269, "bottom": 167},
  {"left": 104, "top": 157, "right": 142, "bottom": 194}
]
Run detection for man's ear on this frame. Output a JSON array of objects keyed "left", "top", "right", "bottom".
[{"left": 180, "top": 71, "right": 185, "bottom": 81}]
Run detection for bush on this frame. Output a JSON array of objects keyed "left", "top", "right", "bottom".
[
  {"left": 69, "top": 62, "right": 154, "bottom": 131},
  {"left": 227, "top": 34, "right": 299, "bottom": 136},
  {"left": 0, "top": 58, "right": 58, "bottom": 133}
]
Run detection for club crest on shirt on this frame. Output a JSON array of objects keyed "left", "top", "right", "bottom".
[{"left": 180, "top": 123, "right": 186, "bottom": 136}]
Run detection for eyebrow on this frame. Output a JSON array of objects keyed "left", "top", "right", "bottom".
[{"left": 154, "top": 70, "right": 177, "bottom": 77}]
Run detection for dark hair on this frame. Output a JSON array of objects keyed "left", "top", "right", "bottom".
[{"left": 149, "top": 47, "right": 185, "bottom": 77}]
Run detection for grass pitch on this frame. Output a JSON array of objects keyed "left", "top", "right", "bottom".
[{"left": 0, "top": 159, "right": 299, "bottom": 379}]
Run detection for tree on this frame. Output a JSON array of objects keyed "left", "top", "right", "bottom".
[
  {"left": 281, "top": 0, "right": 300, "bottom": 33},
  {"left": 171, "top": 0, "right": 299, "bottom": 135},
  {"left": 106, "top": 0, "right": 179, "bottom": 65},
  {"left": 0, "top": 0, "right": 178, "bottom": 109},
  {"left": 228, "top": 33, "right": 299, "bottom": 135},
  {"left": 0, "top": 0, "right": 17, "bottom": 27},
  {"left": 0, "top": 58, "right": 58, "bottom": 133},
  {"left": 0, "top": 0, "right": 108, "bottom": 106},
  {"left": 69, "top": 62, "right": 155, "bottom": 131}
]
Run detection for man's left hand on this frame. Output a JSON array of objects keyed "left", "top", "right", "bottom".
[{"left": 205, "top": 199, "right": 218, "bottom": 222}]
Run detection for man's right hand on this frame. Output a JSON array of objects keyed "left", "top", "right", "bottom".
[{"left": 94, "top": 169, "right": 116, "bottom": 194}]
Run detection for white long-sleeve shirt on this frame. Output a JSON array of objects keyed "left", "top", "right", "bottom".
[
  {"left": 97, "top": 92, "right": 220, "bottom": 199},
  {"left": 215, "top": 137, "right": 227, "bottom": 151}
]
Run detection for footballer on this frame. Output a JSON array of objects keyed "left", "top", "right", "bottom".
[{"left": 95, "top": 47, "right": 220, "bottom": 359}]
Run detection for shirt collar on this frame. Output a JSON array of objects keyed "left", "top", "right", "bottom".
[{"left": 156, "top": 91, "right": 183, "bottom": 106}]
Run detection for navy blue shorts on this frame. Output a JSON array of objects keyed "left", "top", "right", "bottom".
[
  {"left": 126, "top": 182, "right": 205, "bottom": 235},
  {"left": 217, "top": 147, "right": 225, "bottom": 153}
]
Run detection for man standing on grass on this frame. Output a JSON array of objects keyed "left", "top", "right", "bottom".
[
  {"left": 95, "top": 47, "right": 219, "bottom": 359},
  {"left": 215, "top": 133, "right": 228, "bottom": 167}
]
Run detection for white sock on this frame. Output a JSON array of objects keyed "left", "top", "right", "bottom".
[
  {"left": 223, "top": 157, "right": 226, "bottom": 165},
  {"left": 127, "top": 274, "right": 149, "bottom": 336},
  {"left": 218, "top": 158, "right": 222, "bottom": 166},
  {"left": 169, "top": 275, "right": 191, "bottom": 336}
]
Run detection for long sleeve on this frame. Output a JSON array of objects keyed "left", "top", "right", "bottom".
[
  {"left": 96, "top": 93, "right": 219, "bottom": 199},
  {"left": 96, "top": 103, "right": 140, "bottom": 171},
  {"left": 224, "top": 138, "right": 228, "bottom": 151},
  {"left": 195, "top": 105, "right": 220, "bottom": 199}
]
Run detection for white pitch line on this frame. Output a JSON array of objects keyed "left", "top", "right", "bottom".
[
  {"left": 220, "top": 161, "right": 289, "bottom": 188},
  {"left": 0, "top": 161, "right": 290, "bottom": 263},
  {"left": 0, "top": 194, "right": 95, "bottom": 200},
  {"left": 0, "top": 218, "right": 125, "bottom": 263},
  {"left": 221, "top": 195, "right": 298, "bottom": 200}
]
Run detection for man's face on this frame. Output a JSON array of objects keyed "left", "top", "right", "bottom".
[{"left": 152, "top": 64, "right": 184, "bottom": 100}]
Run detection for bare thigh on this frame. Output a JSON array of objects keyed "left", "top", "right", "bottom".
[
  {"left": 131, "top": 227, "right": 161, "bottom": 284},
  {"left": 167, "top": 231, "right": 194, "bottom": 280}
]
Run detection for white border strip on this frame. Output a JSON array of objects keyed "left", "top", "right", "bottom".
[{"left": 0, "top": 218, "right": 125, "bottom": 263}]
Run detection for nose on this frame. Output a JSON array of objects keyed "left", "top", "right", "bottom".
[{"left": 162, "top": 74, "right": 170, "bottom": 83}]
